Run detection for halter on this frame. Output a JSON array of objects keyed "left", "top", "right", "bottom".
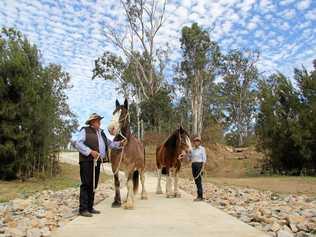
[
  {"left": 112, "top": 111, "right": 130, "bottom": 175},
  {"left": 117, "top": 111, "right": 130, "bottom": 140}
]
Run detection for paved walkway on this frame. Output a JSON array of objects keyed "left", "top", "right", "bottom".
[{"left": 53, "top": 156, "right": 268, "bottom": 237}]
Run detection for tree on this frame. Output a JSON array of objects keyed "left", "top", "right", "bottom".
[
  {"left": 139, "top": 87, "right": 174, "bottom": 133},
  {"left": 256, "top": 61, "right": 316, "bottom": 175},
  {"left": 94, "top": 0, "right": 168, "bottom": 139},
  {"left": 176, "top": 23, "right": 221, "bottom": 136},
  {"left": 0, "top": 28, "right": 77, "bottom": 180},
  {"left": 218, "top": 49, "right": 259, "bottom": 146},
  {"left": 103, "top": 0, "right": 167, "bottom": 99}
]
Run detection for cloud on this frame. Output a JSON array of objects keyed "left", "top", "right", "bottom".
[
  {"left": 296, "top": 0, "right": 312, "bottom": 11},
  {"left": 0, "top": 0, "right": 315, "bottom": 127}
]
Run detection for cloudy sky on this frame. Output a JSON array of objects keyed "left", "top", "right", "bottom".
[{"left": 0, "top": 0, "right": 315, "bottom": 130}]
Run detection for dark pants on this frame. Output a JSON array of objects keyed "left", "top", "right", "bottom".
[
  {"left": 192, "top": 162, "right": 204, "bottom": 198},
  {"left": 79, "top": 160, "right": 101, "bottom": 212}
]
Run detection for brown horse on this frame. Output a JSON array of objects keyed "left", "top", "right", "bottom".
[
  {"left": 107, "top": 99, "right": 147, "bottom": 209},
  {"left": 156, "top": 126, "right": 192, "bottom": 198}
]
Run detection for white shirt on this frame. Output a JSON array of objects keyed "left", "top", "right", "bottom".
[{"left": 188, "top": 146, "right": 207, "bottom": 163}]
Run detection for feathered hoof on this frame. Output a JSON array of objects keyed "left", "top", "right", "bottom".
[
  {"left": 111, "top": 201, "right": 121, "bottom": 208},
  {"left": 156, "top": 190, "right": 163, "bottom": 195},
  {"left": 174, "top": 193, "right": 181, "bottom": 198},
  {"left": 123, "top": 202, "right": 134, "bottom": 210},
  {"left": 166, "top": 194, "right": 174, "bottom": 198},
  {"left": 141, "top": 193, "right": 148, "bottom": 200}
]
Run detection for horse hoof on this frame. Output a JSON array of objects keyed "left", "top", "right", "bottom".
[
  {"left": 156, "top": 190, "right": 163, "bottom": 195},
  {"left": 174, "top": 193, "right": 181, "bottom": 198},
  {"left": 123, "top": 202, "right": 134, "bottom": 210},
  {"left": 166, "top": 194, "right": 174, "bottom": 198},
  {"left": 111, "top": 201, "right": 121, "bottom": 208},
  {"left": 141, "top": 194, "right": 148, "bottom": 200}
]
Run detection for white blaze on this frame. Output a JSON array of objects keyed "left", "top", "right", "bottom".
[
  {"left": 185, "top": 135, "right": 192, "bottom": 152},
  {"left": 107, "top": 109, "right": 121, "bottom": 136}
]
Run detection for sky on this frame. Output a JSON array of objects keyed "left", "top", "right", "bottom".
[{"left": 0, "top": 0, "right": 315, "bottom": 132}]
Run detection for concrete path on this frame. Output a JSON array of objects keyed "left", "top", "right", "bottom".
[{"left": 52, "top": 163, "right": 268, "bottom": 237}]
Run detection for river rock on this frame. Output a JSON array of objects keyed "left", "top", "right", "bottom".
[
  {"left": 26, "top": 228, "right": 41, "bottom": 237},
  {"left": 11, "top": 199, "right": 31, "bottom": 211},
  {"left": 277, "top": 226, "right": 294, "bottom": 237}
]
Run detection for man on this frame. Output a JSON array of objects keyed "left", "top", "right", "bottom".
[
  {"left": 187, "top": 136, "right": 207, "bottom": 201},
  {"left": 73, "top": 113, "right": 125, "bottom": 217}
]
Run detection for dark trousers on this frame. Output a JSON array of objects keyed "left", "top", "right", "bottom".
[
  {"left": 79, "top": 160, "right": 101, "bottom": 212},
  {"left": 192, "top": 162, "right": 204, "bottom": 198}
]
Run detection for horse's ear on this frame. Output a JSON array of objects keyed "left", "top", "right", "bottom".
[
  {"left": 179, "top": 124, "right": 184, "bottom": 133},
  {"left": 124, "top": 98, "right": 128, "bottom": 110},
  {"left": 115, "top": 99, "right": 120, "bottom": 108}
]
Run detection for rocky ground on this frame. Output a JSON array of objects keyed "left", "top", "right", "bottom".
[
  {"left": 179, "top": 179, "right": 316, "bottom": 237},
  {"left": 1, "top": 175, "right": 315, "bottom": 237},
  {"left": 0, "top": 184, "right": 112, "bottom": 237}
]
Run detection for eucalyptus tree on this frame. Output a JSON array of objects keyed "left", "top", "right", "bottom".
[
  {"left": 94, "top": 0, "right": 168, "bottom": 139},
  {"left": 218, "top": 49, "right": 259, "bottom": 146},
  {"left": 176, "top": 23, "right": 221, "bottom": 136}
]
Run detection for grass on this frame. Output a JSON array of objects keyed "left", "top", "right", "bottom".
[
  {"left": 205, "top": 176, "right": 316, "bottom": 196},
  {"left": 0, "top": 163, "right": 108, "bottom": 203}
]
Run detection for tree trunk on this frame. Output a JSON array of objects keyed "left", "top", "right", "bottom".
[
  {"left": 191, "top": 94, "right": 198, "bottom": 136},
  {"left": 136, "top": 103, "right": 141, "bottom": 139}
]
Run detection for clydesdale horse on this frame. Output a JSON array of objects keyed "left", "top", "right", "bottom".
[
  {"left": 156, "top": 126, "right": 192, "bottom": 198},
  {"left": 107, "top": 99, "right": 147, "bottom": 209}
]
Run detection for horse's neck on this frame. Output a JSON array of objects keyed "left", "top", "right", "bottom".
[{"left": 116, "top": 126, "right": 131, "bottom": 141}]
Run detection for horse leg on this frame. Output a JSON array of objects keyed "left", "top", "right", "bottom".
[
  {"left": 173, "top": 170, "right": 181, "bottom": 198},
  {"left": 112, "top": 174, "right": 121, "bottom": 208},
  {"left": 123, "top": 173, "right": 134, "bottom": 209},
  {"left": 156, "top": 169, "right": 163, "bottom": 194},
  {"left": 140, "top": 170, "right": 148, "bottom": 200},
  {"left": 166, "top": 168, "right": 173, "bottom": 198}
]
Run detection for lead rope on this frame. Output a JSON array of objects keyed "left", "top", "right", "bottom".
[
  {"left": 193, "top": 162, "right": 205, "bottom": 180},
  {"left": 93, "top": 154, "right": 100, "bottom": 193},
  {"left": 110, "top": 111, "right": 129, "bottom": 176},
  {"left": 111, "top": 124, "right": 128, "bottom": 176}
]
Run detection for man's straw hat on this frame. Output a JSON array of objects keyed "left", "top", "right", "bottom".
[
  {"left": 193, "top": 136, "right": 201, "bottom": 142},
  {"left": 85, "top": 113, "right": 104, "bottom": 125}
]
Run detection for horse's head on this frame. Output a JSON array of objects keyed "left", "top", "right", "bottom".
[
  {"left": 107, "top": 99, "right": 129, "bottom": 136},
  {"left": 176, "top": 125, "right": 192, "bottom": 155}
]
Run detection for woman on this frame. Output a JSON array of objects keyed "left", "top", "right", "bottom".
[{"left": 187, "top": 136, "right": 207, "bottom": 201}]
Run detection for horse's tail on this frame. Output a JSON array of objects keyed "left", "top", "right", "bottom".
[{"left": 133, "top": 170, "right": 139, "bottom": 194}]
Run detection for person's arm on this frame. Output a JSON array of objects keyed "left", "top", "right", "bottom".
[
  {"left": 187, "top": 150, "right": 192, "bottom": 161},
  {"left": 74, "top": 129, "right": 91, "bottom": 156},
  {"left": 107, "top": 138, "right": 122, "bottom": 150},
  {"left": 202, "top": 147, "right": 207, "bottom": 163}
]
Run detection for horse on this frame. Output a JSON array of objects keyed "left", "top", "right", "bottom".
[
  {"left": 107, "top": 99, "right": 147, "bottom": 209},
  {"left": 156, "top": 126, "right": 192, "bottom": 198}
]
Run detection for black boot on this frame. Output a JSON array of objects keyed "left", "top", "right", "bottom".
[{"left": 79, "top": 211, "right": 93, "bottom": 217}]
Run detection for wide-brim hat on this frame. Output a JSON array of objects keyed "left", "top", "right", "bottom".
[
  {"left": 85, "top": 113, "right": 104, "bottom": 125},
  {"left": 193, "top": 136, "right": 201, "bottom": 142}
]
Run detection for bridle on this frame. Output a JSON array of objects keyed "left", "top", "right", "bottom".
[
  {"left": 112, "top": 110, "right": 130, "bottom": 176},
  {"left": 117, "top": 111, "right": 130, "bottom": 140}
]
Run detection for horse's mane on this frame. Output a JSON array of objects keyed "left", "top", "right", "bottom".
[{"left": 164, "top": 129, "right": 179, "bottom": 149}]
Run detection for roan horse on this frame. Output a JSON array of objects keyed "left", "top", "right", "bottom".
[
  {"left": 156, "top": 126, "right": 192, "bottom": 198},
  {"left": 107, "top": 99, "right": 147, "bottom": 209}
]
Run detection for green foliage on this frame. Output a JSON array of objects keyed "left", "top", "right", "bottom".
[
  {"left": 140, "top": 87, "right": 174, "bottom": 132},
  {"left": 256, "top": 62, "right": 316, "bottom": 175},
  {"left": 217, "top": 50, "right": 259, "bottom": 147},
  {"left": 0, "top": 28, "right": 77, "bottom": 180}
]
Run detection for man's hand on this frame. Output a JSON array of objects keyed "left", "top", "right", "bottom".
[
  {"left": 120, "top": 138, "right": 128, "bottom": 147},
  {"left": 90, "top": 150, "right": 100, "bottom": 160}
]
